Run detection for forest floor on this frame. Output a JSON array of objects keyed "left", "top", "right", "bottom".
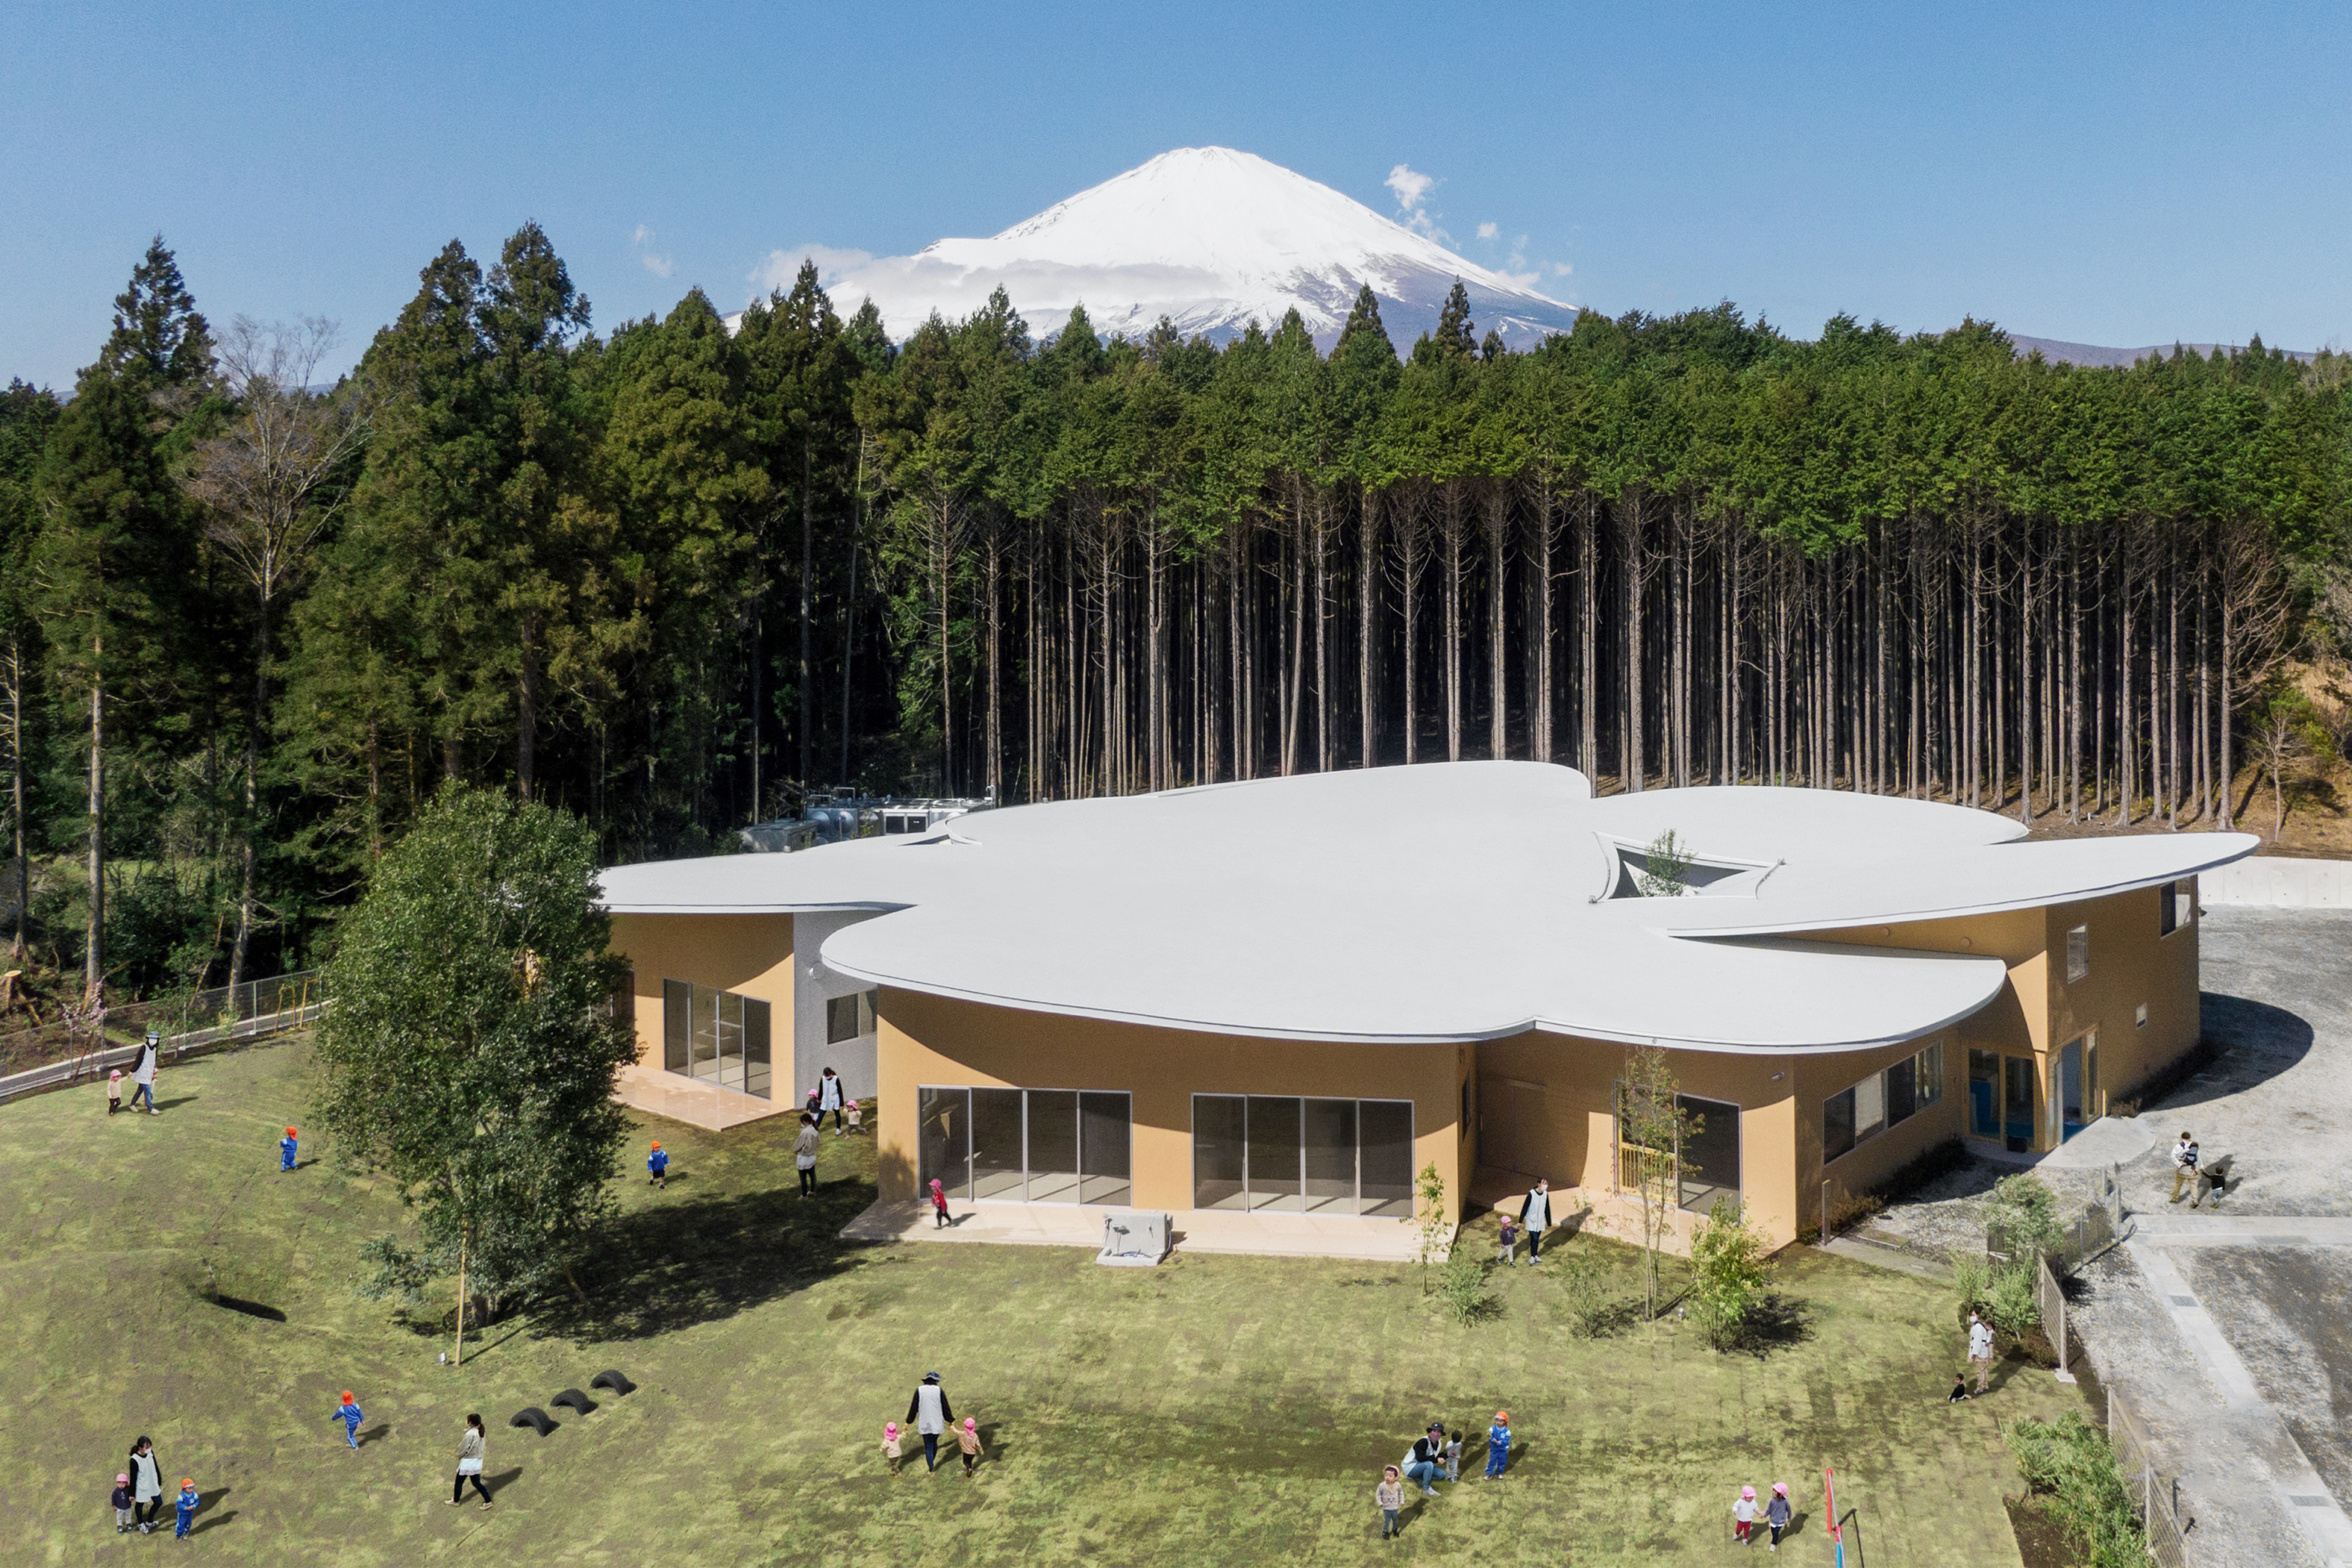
[{"left": 0, "top": 1037, "right": 2090, "bottom": 1567}]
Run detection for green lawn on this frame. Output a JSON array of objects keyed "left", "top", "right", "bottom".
[{"left": 0, "top": 1037, "right": 2085, "bottom": 1565}]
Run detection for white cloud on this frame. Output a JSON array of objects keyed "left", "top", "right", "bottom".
[
  {"left": 631, "top": 224, "right": 674, "bottom": 279},
  {"left": 748, "top": 243, "right": 879, "bottom": 299},
  {"left": 1476, "top": 220, "right": 1499, "bottom": 241},
  {"left": 1385, "top": 163, "right": 1436, "bottom": 210},
  {"left": 1551, "top": 261, "right": 1574, "bottom": 277}
]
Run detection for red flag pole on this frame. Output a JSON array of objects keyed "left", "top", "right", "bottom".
[{"left": 1825, "top": 1465, "right": 1844, "bottom": 1568}]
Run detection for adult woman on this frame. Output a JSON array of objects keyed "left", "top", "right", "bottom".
[
  {"left": 794, "top": 1112, "right": 820, "bottom": 1196},
  {"left": 450, "top": 1413, "right": 491, "bottom": 1508},
  {"left": 126, "top": 1436, "right": 163, "bottom": 1532},
  {"left": 817, "top": 1066, "right": 846, "bottom": 1133},
  {"left": 129, "top": 1033, "right": 159, "bottom": 1115}
]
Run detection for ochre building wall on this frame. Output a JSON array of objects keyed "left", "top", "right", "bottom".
[
  {"left": 875, "top": 989, "right": 1472, "bottom": 1226},
  {"left": 607, "top": 912, "right": 796, "bottom": 1067}
]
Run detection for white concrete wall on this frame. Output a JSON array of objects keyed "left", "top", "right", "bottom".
[
  {"left": 791, "top": 911, "right": 882, "bottom": 1105},
  {"left": 2200, "top": 856, "right": 2352, "bottom": 910}
]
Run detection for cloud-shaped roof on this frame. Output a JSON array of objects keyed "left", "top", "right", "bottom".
[{"left": 595, "top": 762, "right": 2258, "bottom": 1052}]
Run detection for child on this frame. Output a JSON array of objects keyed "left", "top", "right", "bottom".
[
  {"left": 173, "top": 1479, "right": 199, "bottom": 1539},
  {"left": 280, "top": 1126, "right": 298, "bottom": 1172},
  {"left": 882, "top": 1421, "right": 903, "bottom": 1476},
  {"left": 648, "top": 1140, "right": 669, "bottom": 1189},
  {"left": 845, "top": 1098, "right": 863, "bottom": 1134},
  {"left": 957, "top": 1416, "right": 983, "bottom": 1476},
  {"left": 111, "top": 1472, "right": 134, "bottom": 1533},
  {"left": 930, "top": 1176, "right": 950, "bottom": 1228},
  {"left": 1376, "top": 1465, "right": 1404, "bottom": 1540},
  {"left": 1948, "top": 1369, "right": 1971, "bottom": 1402},
  {"left": 1735, "top": 1484, "right": 1758, "bottom": 1544},
  {"left": 1766, "top": 1482, "right": 1792, "bottom": 1550},
  {"left": 1497, "top": 1213, "right": 1519, "bottom": 1267},
  {"left": 1484, "top": 1411, "right": 1511, "bottom": 1478},
  {"left": 108, "top": 1069, "right": 122, "bottom": 1115},
  {"left": 332, "top": 1390, "right": 365, "bottom": 1451},
  {"left": 1443, "top": 1428, "right": 1463, "bottom": 1482}
]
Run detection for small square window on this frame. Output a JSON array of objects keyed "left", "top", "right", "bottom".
[
  {"left": 2066, "top": 925, "right": 2089, "bottom": 985},
  {"left": 2135, "top": 1003, "right": 2148, "bottom": 1029},
  {"left": 2160, "top": 879, "right": 2195, "bottom": 937},
  {"left": 826, "top": 989, "right": 878, "bottom": 1044}
]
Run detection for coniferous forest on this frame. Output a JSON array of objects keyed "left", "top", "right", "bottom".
[{"left": 4, "top": 227, "right": 2350, "bottom": 1007}]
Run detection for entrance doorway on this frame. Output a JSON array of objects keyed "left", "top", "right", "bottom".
[
  {"left": 2002, "top": 1056, "right": 2035, "bottom": 1153},
  {"left": 1676, "top": 1094, "right": 1741, "bottom": 1214},
  {"left": 2057, "top": 1038, "right": 2086, "bottom": 1142}
]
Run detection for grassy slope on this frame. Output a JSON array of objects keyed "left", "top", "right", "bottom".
[{"left": 0, "top": 1038, "right": 2086, "bottom": 1565}]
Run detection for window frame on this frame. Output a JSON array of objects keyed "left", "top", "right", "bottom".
[
  {"left": 916, "top": 1084, "right": 1134, "bottom": 1206},
  {"left": 2066, "top": 924, "right": 2089, "bottom": 985},
  {"left": 1823, "top": 1038, "right": 1947, "bottom": 1167}
]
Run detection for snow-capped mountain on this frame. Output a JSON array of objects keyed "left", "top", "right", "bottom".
[{"left": 775, "top": 147, "right": 1582, "bottom": 352}]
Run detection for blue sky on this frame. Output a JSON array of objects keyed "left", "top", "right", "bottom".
[{"left": 6, "top": 1, "right": 2349, "bottom": 389}]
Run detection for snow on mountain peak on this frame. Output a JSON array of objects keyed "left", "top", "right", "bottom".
[{"left": 761, "top": 147, "right": 1580, "bottom": 352}]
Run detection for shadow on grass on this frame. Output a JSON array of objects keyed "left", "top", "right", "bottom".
[
  {"left": 211, "top": 1294, "right": 286, "bottom": 1322},
  {"left": 188, "top": 1487, "right": 233, "bottom": 1533},
  {"left": 482, "top": 1466, "right": 523, "bottom": 1498},
  {"left": 153, "top": 1096, "right": 200, "bottom": 1112},
  {"left": 534, "top": 1176, "right": 879, "bottom": 1342},
  {"left": 356, "top": 1423, "right": 392, "bottom": 1448},
  {"left": 1722, "top": 1292, "right": 1816, "bottom": 1359}
]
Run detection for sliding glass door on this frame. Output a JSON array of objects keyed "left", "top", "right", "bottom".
[
  {"left": 916, "top": 1087, "right": 1133, "bottom": 1206},
  {"left": 660, "top": 979, "right": 772, "bottom": 1099},
  {"left": 1192, "top": 1094, "right": 1415, "bottom": 1217}
]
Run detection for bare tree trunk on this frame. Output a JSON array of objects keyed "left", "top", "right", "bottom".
[
  {"left": 4, "top": 634, "right": 24, "bottom": 960},
  {"left": 85, "top": 657, "right": 104, "bottom": 1008},
  {"left": 1485, "top": 484, "right": 1509, "bottom": 761}
]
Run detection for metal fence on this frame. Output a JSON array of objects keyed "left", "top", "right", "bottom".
[
  {"left": 0, "top": 968, "right": 328, "bottom": 1103},
  {"left": 2107, "top": 1386, "right": 2193, "bottom": 1568}
]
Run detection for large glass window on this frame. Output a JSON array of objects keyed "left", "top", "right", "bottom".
[
  {"left": 1191, "top": 1093, "right": 1414, "bottom": 1218},
  {"left": 1823, "top": 1038, "right": 1947, "bottom": 1165},
  {"left": 660, "top": 979, "right": 771, "bottom": 1098},
  {"left": 916, "top": 1087, "right": 1131, "bottom": 1206},
  {"left": 1968, "top": 1048, "right": 1999, "bottom": 1139},
  {"left": 1676, "top": 1094, "right": 1741, "bottom": 1214}
]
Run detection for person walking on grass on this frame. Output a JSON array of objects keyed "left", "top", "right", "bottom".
[
  {"left": 882, "top": 1421, "right": 903, "bottom": 1476},
  {"left": 957, "top": 1416, "right": 984, "bottom": 1476},
  {"left": 111, "top": 1472, "right": 135, "bottom": 1534},
  {"left": 129, "top": 1032, "right": 159, "bottom": 1115},
  {"left": 1734, "top": 1484, "right": 1758, "bottom": 1544},
  {"left": 818, "top": 1066, "right": 847, "bottom": 1134},
  {"left": 1376, "top": 1466, "right": 1405, "bottom": 1539},
  {"left": 795, "top": 1113, "right": 820, "bottom": 1197},
  {"left": 127, "top": 1437, "right": 163, "bottom": 1532},
  {"left": 1497, "top": 1212, "right": 1519, "bottom": 1267},
  {"left": 1404, "top": 1424, "right": 1446, "bottom": 1496},
  {"left": 1519, "top": 1179, "right": 1553, "bottom": 1263},
  {"left": 108, "top": 1068, "right": 122, "bottom": 1114},
  {"left": 1765, "top": 1481, "right": 1792, "bottom": 1549},
  {"left": 907, "top": 1372, "right": 954, "bottom": 1472},
  {"left": 1968, "top": 1310, "right": 1995, "bottom": 1396},
  {"left": 173, "top": 1478, "right": 199, "bottom": 1539},
  {"left": 1484, "top": 1412, "right": 1512, "bottom": 1478},
  {"left": 280, "top": 1126, "right": 299, "bottom": 1173},
  {"left": 2169, "top": 1132, "right": 2200, "bottom": 1203},
  {"left": 331, "top": 1390, "right": 365, "bottom": 1451},
  {"left": 648, "top": 1140, "right": 669, "bottom": 1189},
  {"left": 450, "top": 1413, "right": 491, "bottom": 1508}
]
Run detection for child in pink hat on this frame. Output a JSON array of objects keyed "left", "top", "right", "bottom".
[
  {"left": 882, "top": 1421, "right": 903, "bottom": 1475},
  {"left": 1734, "top": 1484, "right": 1758, "bottom": 1544},
  {"left": 1766, "top": 1482, "right": 1792, "bottom": 1549},
  {"left": 957, "top": 1415, "right": 984, "bottom": 1476}
]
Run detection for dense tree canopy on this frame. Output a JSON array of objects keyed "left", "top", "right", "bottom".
[{"left": 2, "top": 230, "right": 2348, "bottom": 1005}]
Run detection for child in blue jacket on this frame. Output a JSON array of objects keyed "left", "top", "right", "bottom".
[
  {"left": 280, "top": 1126, "right": 298, "bottom": 1172},
  {"left": 332, "top": 1391, "right": 364, "bottom": 1450},
  {"left": 1485, "top": 1411, "right": 1512, "bottom": 1478},
  {"left": 173, "top": 1479, "right": 199, "bottom": 1538},
  {"left": 648, "top": 1141, "right": 669, "bottom": 1189}
]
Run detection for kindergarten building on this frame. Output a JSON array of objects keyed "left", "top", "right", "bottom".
[{"left": 593, "top": 761, "right": 2254, "bottom": 1253}]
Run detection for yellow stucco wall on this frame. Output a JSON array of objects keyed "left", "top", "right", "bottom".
[
  {"left": 2046, "top": 885, "right": 2201, "bottom": 1109},
  {"left": 607, "top": 912, "right": 795, "bottom": 1067},
  {"left": 875, "top": 989, "right": 1471, "bottom": 1225}
]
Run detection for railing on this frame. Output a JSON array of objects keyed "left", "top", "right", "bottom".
[
  {"left": 2107, "top": 1386, "right": 2193, "bottom": 1568},
  {"left": 0, "top": 969, "right": 328, "bottom": 1104}
]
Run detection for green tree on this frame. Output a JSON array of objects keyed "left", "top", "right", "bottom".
[
  {"left": 1617, "top": 1043, "right": 1700, "bottom": 1317},
  {"left": 0, "top": 380, "right": 61, "bottom": 960},
  {"left": 311, "top": 784, "right": 634, "bottom": 1361}
]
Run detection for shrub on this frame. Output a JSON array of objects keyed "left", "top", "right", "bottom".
[
  {"left": 1555, "top": 1245, "right": 1619, "bottom": 1338},
  {"left": 2006, "top": 1410, "right": 2149, "bottom": 1568},
  {"left": 1436, "top": 1250, "right": 1497, "bottom": 1326},
  {"left": 1690, "top": 1197, "right": 1771, "bottom": 1350},
  {"left": 1985, "top": 1173, "right": 2061, "bottom": 1259}
]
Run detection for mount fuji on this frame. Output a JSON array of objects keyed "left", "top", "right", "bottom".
[{"left": 770, "top": 147, "right": 1583, "bottom": 352}]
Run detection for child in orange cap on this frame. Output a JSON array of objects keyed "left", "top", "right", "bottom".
[
  {"left": 648, "top": 1141, "right": 668, "bottom": 1189},
  {"left": 173, "top": 1478, "right": 199, "bottom": 1537},
  {"left": 1484, "top": 1411, "right": 1511, "bottom": 1477},
  {"left": 280, "top": 1126, "right": 299, "bottom": 1172},
  {"left": 331, "top": 1390, "right": 364, "bottom": 1451}
]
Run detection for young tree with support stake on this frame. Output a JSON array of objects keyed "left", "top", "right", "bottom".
[
  {"left": 312, "top": 784, "right": 635, "bottom": 1364},
  {"left": 1617, "top": 1042, "right": 1699, "bottom": 1319}
]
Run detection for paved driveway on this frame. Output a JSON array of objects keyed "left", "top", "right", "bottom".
[{"left": 2066, "top": 908, "right": 2352, "bottom": 1568}]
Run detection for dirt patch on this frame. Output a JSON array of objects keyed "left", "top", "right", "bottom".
[{"left": 2005, "top": 1494, "right": 2088, "bottom": 1568}]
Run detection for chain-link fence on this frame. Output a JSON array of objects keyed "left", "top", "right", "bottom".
[
  {"left": 0, "top": 968, "right": 328, "bottom": 1101},
  {"left": 2107, "top": 1386, "right": 2193, "bottom": 1568}
]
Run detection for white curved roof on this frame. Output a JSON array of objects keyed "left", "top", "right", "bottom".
[{"left": 595, "top": 762, "right": 2258, "bottom": 1053}]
